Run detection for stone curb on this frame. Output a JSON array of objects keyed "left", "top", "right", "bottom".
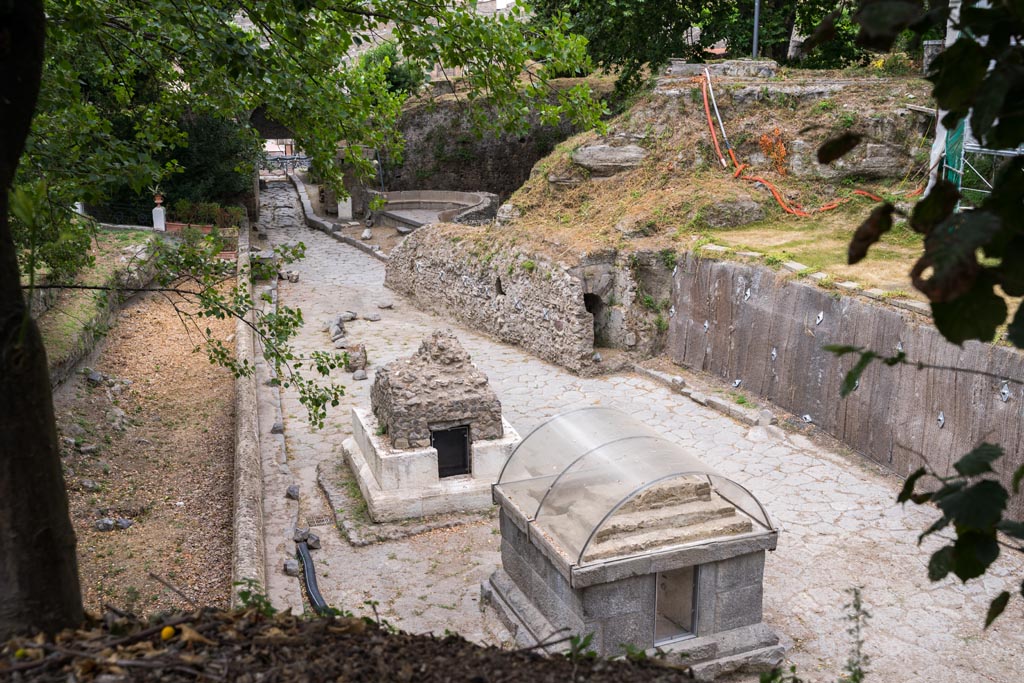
[
  {"left": 231, "top": 215, "right": 267, "bottom": 605},
  {"left": 287, "top": 172, "right": 388, "bottom": 263},
  {"left": 633, "top": 364, "right": 765, "bottom": 427}
]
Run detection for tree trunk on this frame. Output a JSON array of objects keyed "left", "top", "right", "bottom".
[{"left": 0, "top": 1, "right": 85, "bottom": 637}]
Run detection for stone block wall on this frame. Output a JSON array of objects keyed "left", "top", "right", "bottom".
[
  {"left": 498, "top": 510, "right": 656, "bottom": 655},
  {"left": 695, "top": 553, "right": 765, "bottom": 635},
  {"left": 669, "top": 254, "right": 1024, "bottom": 518},
  {"left": 386, "top": 228, "right": 598, "bottom": 373}
]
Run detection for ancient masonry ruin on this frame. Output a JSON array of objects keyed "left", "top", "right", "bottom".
[
  {"left": 342, "top": 329, "right": 520, "bottom": 522},
  {"left": 482, "top": 407, "right": 782, "bottom": 680}
]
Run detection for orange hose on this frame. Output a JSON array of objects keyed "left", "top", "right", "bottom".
[
  {"left": 852, "top": 189, "right": 884, "bottom": 202},
  {"left": 701, "top": 78, "right": 726, "bottom": 167},
  {"left": 698, "top": 76, "right": 888, "bottom": 217}
]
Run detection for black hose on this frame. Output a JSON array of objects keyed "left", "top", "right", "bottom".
[{"left": 296, "top": 541, "right": 329, "bottom": 615}]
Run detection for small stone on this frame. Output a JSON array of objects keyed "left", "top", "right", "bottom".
[
  {"left": 353, "top": 369, "right": 368, "bottom": 381},
  {"left": 86, "top": 370, "right": 105, "bottom": 386},
  {"left": 95, "top": 518, "right": 115, "bottom": 532},
  {"left": 347, "top": 344, "right": 368, "bottom": 371},
  {"left": 592, "top": 351, "right": 602, "bottom": 362},
  {"left": 329, "top": 323, "right": 343, "bottom": 338},
  {"left": 81, "top": 479, "right": 100, "bottom": 492},
  {"left": 339, "top": 311, "right": 357, "bottom": 322},
  {"left": 115, "top": 518, "right": 133, "bottom": 530},
  {"left": 757, "top": 409, "right": 777, "bottom": 427},
  {"left": 283, "top": 559, "right": 301, "bottom": 577},
  {"left": 271, "top": 422, "right": 284, "bottom": 435},
  {"left": 285, "top": 485, "right": 300, "bottom": 500},
  {"left": 287, "top": 270, "right": 300, "bottom": 283},
  {"left": 363, "top": 313, "right": 381, "bottom": 322},
  {"left": 293, "top": 527, "right": 310, "bottom": 542},
  {"left": 334, "top": 339, "right": 348, "bottom": 349},
  {"left": 377, "top": 301, "right": 393, "bottom": 310},
  {"left": 361, "top": 228, "right": 373, "bottom": 240},
  {"left": 61, "top": 436, "right": 76, "bottom": 448},
  {"left": 306, "top": 533, "right": 321, "bottom": 550},
  {"left": 78, "top": 444, "right": 99, "bottom": 455}
]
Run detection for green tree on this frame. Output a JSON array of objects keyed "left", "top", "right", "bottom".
[
  {"left": 532, "top": 0, "right": 865, "bottom": 95},
  {"left": 0, "top": 0, "right": 601, "bottom": 638},
  {"left": 358, "top": 43, "right": 428, "bottom": 95},
  {"left": 811, "top": 0, "right": 1024, "bottom": 627}
]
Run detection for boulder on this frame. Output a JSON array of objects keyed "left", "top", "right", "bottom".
[{"left": 572, "top": 144, "right": 647, "bottom": 176}]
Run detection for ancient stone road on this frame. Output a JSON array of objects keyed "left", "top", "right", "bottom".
[{"left": 256, "top": 181, "right": 1022, "bottom": 682}]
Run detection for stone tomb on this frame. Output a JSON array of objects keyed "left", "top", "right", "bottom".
[
  {"left": 482, "top": 407, "right": 783, "bottom": 681},
  {"left": 342, "top": 329, "right": 519, "bottom": 522}
]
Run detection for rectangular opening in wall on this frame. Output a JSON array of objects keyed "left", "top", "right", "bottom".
[
  {"left": 654, "top": 566, "right": 697, "bottom": 644},
  {"left": 432, "top": 425, "right": 470, "bottom": 478}
]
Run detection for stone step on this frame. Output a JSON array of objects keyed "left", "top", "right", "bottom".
[
  {"left": 585, "top": 514, "right": 754, "bottom": 562},
  {"left": 594, "top": 494, "right": 738, "bottom": 544},
  {"left": 619, "top": 478, "right": 712, "bottom": 513}
]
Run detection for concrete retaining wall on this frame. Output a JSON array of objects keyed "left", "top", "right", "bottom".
[{"left": 668, "top": 254, "right": 1024, "bottom": 518}]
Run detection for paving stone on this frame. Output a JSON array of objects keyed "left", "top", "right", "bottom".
[{"left": 250, "top": 180, "right": 1024, "bottom": 682}]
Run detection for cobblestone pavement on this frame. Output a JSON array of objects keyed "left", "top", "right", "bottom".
[{"left": 256, "top": 182, "right": 1023, "bottom": 682}]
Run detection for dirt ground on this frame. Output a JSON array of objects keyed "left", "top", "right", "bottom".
[{"left": 52, "top": 290, "right": 236, "bottom": 618}]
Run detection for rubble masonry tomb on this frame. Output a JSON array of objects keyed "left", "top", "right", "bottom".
[{"left": 342, "top": 329, "right": 520, "bottom": 522}]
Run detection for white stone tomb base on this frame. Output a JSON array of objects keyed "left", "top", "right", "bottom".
[{"left": 342, "top": 407, "right": 520, "bottom": 522}]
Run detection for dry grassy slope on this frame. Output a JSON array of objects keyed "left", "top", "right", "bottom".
[{"left": 479, "top": 71, "right": 935, "bottom": 292}]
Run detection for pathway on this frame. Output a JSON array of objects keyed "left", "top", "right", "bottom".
[{"left": 254, "top": 181, "right": 1023, "bottom": 682}]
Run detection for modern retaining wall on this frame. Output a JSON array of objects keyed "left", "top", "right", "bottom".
[{"left": 668, "top": 254, "right": 1024, "bottom": 518}]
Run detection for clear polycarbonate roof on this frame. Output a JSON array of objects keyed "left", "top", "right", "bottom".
[{"left": 495, "top": 407, "right": 773, "bottom": 566}]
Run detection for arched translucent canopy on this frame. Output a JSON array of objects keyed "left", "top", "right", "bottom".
[{"left": 495, "top": 407, "right": 773, "bottom": 566}]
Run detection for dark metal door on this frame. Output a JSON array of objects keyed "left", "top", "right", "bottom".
[{"left": 432, "top": 426, "right": 470, "bottom": 478}]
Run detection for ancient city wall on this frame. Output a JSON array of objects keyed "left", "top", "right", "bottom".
[
  {"left": 668, "top": 254, "right": 1024, "bottom": 517},
  {"left": 385, "top": 228, "right": 597, "bottom": 373}
]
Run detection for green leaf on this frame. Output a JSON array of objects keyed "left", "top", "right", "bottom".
[
  {"left": 913, "top": 211, "right": 1000, "bottom": 303},
  {"left": 928, "top": 546, "right": 954, "bottom": 581},
  {"left": 1008, "top": 305, "right": 1024, "bottom": 349},
  {"left": 930, "top": 274, "right": 1007, "bottom": 345},
  {"left": 840, "top": 350, "right": 877, "bottom": 397},
  {"left": 909, "top": 180, "right": 959, "bottom": 236},
  {"left": 855, "top": 1, "right": 924, "bottom": 51},
  {"left": 985, "top": 591, "right": 1010, "bottom": 628},
  {"left": 817, "top": 133, "right": 863, "bottom": 164},
  {"left": 928, "top": 38, "right": 989, "bottom": 113},
  {"left": 997, "top": 520, "right": 1024, "bottom": 539},
  {"left": 951, "top": 531, "right": 1000, "bottom": 582},
  {"left": 935, "top": 479, "right": 1008, "bottom": 531},
  {"left": 953, "top": 443, "right": 1004, "bottom": 477},
  {"left": 848, "top": 203, "right": 895, "bottom": 265},
  {"left": 823, "top": 344, "right": 863, "bottom": 356},
  {"left": 898, "top": 467, "right": 928, "bottom": 503}
]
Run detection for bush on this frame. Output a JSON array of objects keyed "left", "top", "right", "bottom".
[{"left": 359, "top": 43, "right": 427, "bottom": 95}]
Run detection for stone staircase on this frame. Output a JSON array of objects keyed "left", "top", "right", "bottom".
[{"left": 586, "top": 478, "right": 753, "bottom": 562}]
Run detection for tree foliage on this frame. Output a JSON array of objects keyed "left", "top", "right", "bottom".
[
  {"left": 813, "top": 0, "right": 1024, "bottom": 627},
  {"left": 531, "top": 0, "right": 865, "bottom": 95},
  {"left": 0, "top": 0, "right": 602, "bottom": 637},
  {"left": 358, "top": 43, "right": 428, "bottom": 95}
]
